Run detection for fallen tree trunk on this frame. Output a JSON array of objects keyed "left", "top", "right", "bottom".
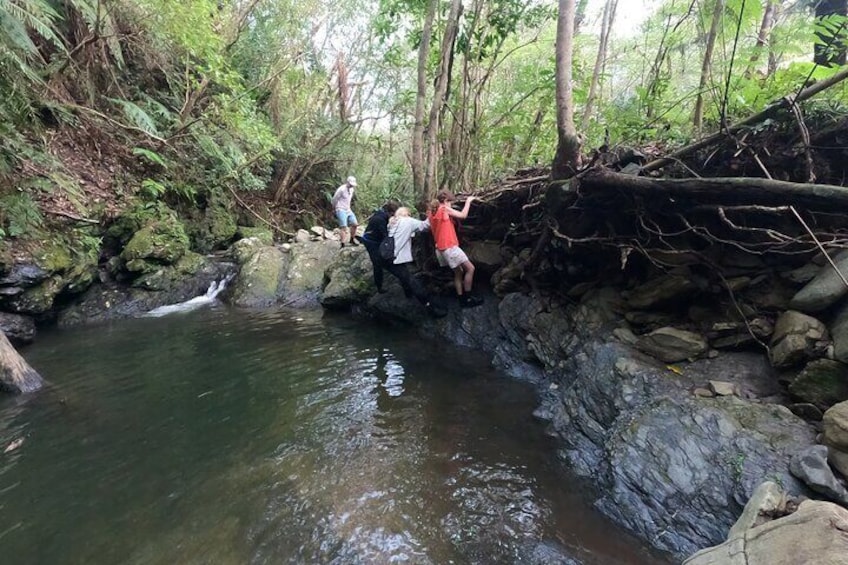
[
  {"left": 641, "top": 66, "right": 848, "bottom": 173},
  {"left": 579, "top": 168, "right": 848, "bottom": 209},
  {"left": 0, "top": 331, "right": 44, "bottom": 394}
]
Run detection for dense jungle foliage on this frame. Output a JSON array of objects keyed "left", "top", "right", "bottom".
[{"left": 1, "top": 0, "right": 847, "bottom": 257}]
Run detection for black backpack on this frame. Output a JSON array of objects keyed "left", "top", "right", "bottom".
[{"left": 379, "top": 235, "right": 395, "bottom": 261}]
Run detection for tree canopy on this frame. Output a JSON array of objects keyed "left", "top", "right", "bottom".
[{"left": 2, "top": 0, "right": 848, "bottom": 238}]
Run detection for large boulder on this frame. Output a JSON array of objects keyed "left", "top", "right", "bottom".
[
  {"left": 823, "top": 401, "right": 848, "bottom": 450},
  {"left": 788, "top": 359, "right": 848, "bottom": 410},
  {"left": 280, "top": 239, "right": 344, "bottom": 306},
  {"left": 635, "top": 326, "right": 709, "bottom": 362},
  {"left": 228, "top": 246, "right": 288, "bottom": 308},
  {"left": 320, "top": 248, "right": 376, "bottom": 308},
  {"left": 768, "top": 311, "right": 829, "bottom": 368},
  {"left": 789, "top": 445, "right": 848, "bottom": 505},
  {"left": 121, "top": 217, "right": 191, "bottom": 273},
  {"left": 184, "top": 194, "right": 238, "bottom": 252},
  {"left": 624, "top": 275, "right": 698, "bottom": 309},
  {"left": 684, "top": 499, "right": 848, "bottom": 565},
  {"left": 0, "top": 331, "right": 43, "bottom": 393},
  {"left": 789, "top": 250, "right": 848, "bottom": 312},
  {"left": 0, "top": 312, "right": 36, "bottom": 345}
]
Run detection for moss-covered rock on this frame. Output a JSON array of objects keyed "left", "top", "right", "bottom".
[
  {"left": 121, "top": 216, "right": 190, "bottom": 272},
  {"left": 106, "top": 202, "right": 176, "bottom": 247},
  {"left": 789, "top": 359, "right": 848, "bottom": 410},
  {"left": 6, "top": 275, "right": 65, "bottom": 314},
  {"left": 184, "top": 196, "right": 238, "bottom": 253},
  {"left": 229, "top": 246, "right": 288, "bottom": 307},
  {"left": 131, "top": 252, "right": 210, "bottom": 291},
  {"left": 236, "top": 225, "right": 274, "bottom": 246}
]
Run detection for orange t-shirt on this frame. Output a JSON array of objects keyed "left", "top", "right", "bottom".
[{"left": 429, "top": 204, "right": 459, "bottom": 251}]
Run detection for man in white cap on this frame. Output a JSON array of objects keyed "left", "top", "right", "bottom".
[{"left": 331, "top": 176, "right": 359, "bottom": 247}]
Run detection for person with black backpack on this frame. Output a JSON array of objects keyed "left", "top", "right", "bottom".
[
  {"left": 358, "top": 199, "right": 400, "bottom": 293},
  {"left": 385, "top": 207, "right": 446, "bottom": 318}
]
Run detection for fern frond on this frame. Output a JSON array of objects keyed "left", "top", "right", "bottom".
[
  {"left": 108, "top": 97, "right": 161, "bottom": 137},
  {"left": 0, "top": 0, "right": 65, "bottom": 53}
]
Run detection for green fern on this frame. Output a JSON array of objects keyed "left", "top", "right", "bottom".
[
  {"left": 108, "top": 97, "right": 161, "bottom": 137},
  {"left": 132, "top": 146, "right": 168, "bottom": 168},
  {"left": 66, "top": 0, "right": 124, "bottom": 68}
]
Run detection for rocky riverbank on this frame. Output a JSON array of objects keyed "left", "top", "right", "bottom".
[{"left": 3, "top": 224, "right": 848, "bottom": 562}]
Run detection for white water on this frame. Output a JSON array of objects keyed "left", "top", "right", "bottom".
[{"left": 145, "top": 275, "right": 233, "bottom": 317}]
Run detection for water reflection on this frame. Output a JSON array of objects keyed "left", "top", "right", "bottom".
[{"left": 0, "top": 308, "right": 668, "bottom": 564}]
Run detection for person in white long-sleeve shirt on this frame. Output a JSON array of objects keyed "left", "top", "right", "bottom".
[
  {"left": 331, "top": 176, "right": 359, "bottom": 247},
  {"left": 386, "top": 207, "right": 446, "bottom": 317}
]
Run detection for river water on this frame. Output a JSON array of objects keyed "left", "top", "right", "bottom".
[{"left": 0, "top": 307, "right": 669, "bottom": 564}]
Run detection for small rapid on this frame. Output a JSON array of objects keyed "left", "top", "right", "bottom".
[{"left": 145, "top": 274, "right": 234, "bottom": 317}]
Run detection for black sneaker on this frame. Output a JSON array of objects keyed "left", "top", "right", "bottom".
[{"left": 340, "top": 242, "right": 346, "bottom": 248}]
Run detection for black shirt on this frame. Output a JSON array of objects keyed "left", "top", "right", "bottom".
[{"left": 362, "top": 209, "right": 390, "bottom": 243}]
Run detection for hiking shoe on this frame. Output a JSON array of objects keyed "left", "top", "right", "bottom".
[
  {"left": 340, "top": 242, "right": 346, "bottom": 248},
  {"left": 349, "top": 238, "right": 360, "bottom": 246},
  {"left": 459, "top": 294, "right": 484, "bottom": 308}
]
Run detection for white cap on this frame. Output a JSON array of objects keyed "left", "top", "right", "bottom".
[{"left": 347, "top": 176, "right": 357, "bottom": 187}]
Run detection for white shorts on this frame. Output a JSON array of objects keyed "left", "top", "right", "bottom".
[{"left": 435, "top": 246, "right": 469, "bottom": 270}]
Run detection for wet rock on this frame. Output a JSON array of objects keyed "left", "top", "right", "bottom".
[
  {"left": 294, "top": 229, "right": 311, "bottom": 243},
  {"left": 694, "top": 387, "right": 714, "bottom": 398},
  {"left": 321, "top": 249, "right": 376, "bottom": 309},
  {"left": 788, "top": 359, "right": 848, "bottom": 410},
  {"left": 184, "top": 196, "right": 238, "bottom": 252},
  {"left": 828, "top": 446, "right": 848, "bottom": 479},
  {"left": 624, "top": 276, "right": 697, "bottom": 309},
  {"left": 229, "top": 246, "right": 288, "bottom": 308},
  {"left": 281, "top": 240, "right": 343, "bottom": 306},
  {"left": 789, "top": 445, "right": 848, "bottom": 505},
  {"left": 464, "top": 241, "right": 503, "bottom": 271},
  {"left": 121, "top": 217, "right": 190, "bottom": 272},
  {"left": 236, "top": 226, "right": 274, "bottom": 246},
  {"left": 0, "top": 263, "right": 49, "bottom": 287},
  {"left": 685, "top": 500, "right": 848, "bottom": 565},
  {"left": 781, "top": 262, "right": 820, "bottom": 285},
  {"left": 828, "top": 300, "right": 848, "bottom": 364},
  {"left": 726, "top": 481, "right": 787, "bottom": 539},
  {"left": 230, "top": 237, "right": 266, "bottom": 265},
  {"left": 789, "top": 249, "right": 848, "bottom": 312},
  {"left": 789, "top": 403, "right": 824, "bottom": 422},
  {"left": 709, "top": 380, "right": 737, "bottom": 396},
  {"left": 635, "top": 326, "right": 708, "bottom": 362},
  {"left": 624, "top": 310, "right": 676, "bottom": 328},
  {"left": 58, "top": 260, "right": 234, "bottom": 326},
  {"left": 768, "top": 311, "right": 829, "bottom": 369},
  {"left": 0, "top": 312, "right": 36, "bottom": 345},
  {"left": 0, "top": 331, "right": 43, "bottom": 394},
  {"left": 823, "top": 401, "right": 848, "bottom": 449}
]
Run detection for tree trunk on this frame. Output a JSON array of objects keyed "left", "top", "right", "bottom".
[
  {"left": 552, "top": 0, "right": 581, "bottom": 180},
  {"left": 745, "top": 0, "right": 777, "bottom": 77},
  {"left": 0, "top": 332, "right": 43, "bottom": 394},
  {"left": 411, "top": 0, "right": 437, "bottom": 202},
  {"left": 580, "top": 168, "right": 848, "bottom": 209},
  {"left": 423, "top": 0, "right": 462, "bottom": 200},
  {"left": 693, "top": 0, "right": 725, "bottom": 132},
  {"left": 581, "top": 0, "right": 618, "bottom": 131},
  {"left": 814, "top": 0, "right": 848, "bottom": 67}
]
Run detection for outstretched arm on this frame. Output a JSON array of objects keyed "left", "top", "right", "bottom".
[{"left": 445, "top": 196, "right": 475, "bottom": 220}]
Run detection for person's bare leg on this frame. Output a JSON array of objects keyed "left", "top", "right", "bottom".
[
  {"left": 453, "top": 267, "right": 463, "bottom": 296},
  {"left": 461, "top": 261, "right": 475, "bottom": 292},
  {"left": 349, "top": 222, "right": 359, "bottom": 244}
]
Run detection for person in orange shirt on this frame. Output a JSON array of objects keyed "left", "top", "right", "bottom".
[{"left": 428, "top": 190, "right": 483, "bottom": 308}]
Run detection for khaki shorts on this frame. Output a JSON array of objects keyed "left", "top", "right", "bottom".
[{"left": 435, "top": 246, "right": 469, "bottom": 270}]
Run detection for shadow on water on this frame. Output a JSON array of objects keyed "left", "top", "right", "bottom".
[{"left": 0, "top": 307, "right": 670, "bottom": 564}]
